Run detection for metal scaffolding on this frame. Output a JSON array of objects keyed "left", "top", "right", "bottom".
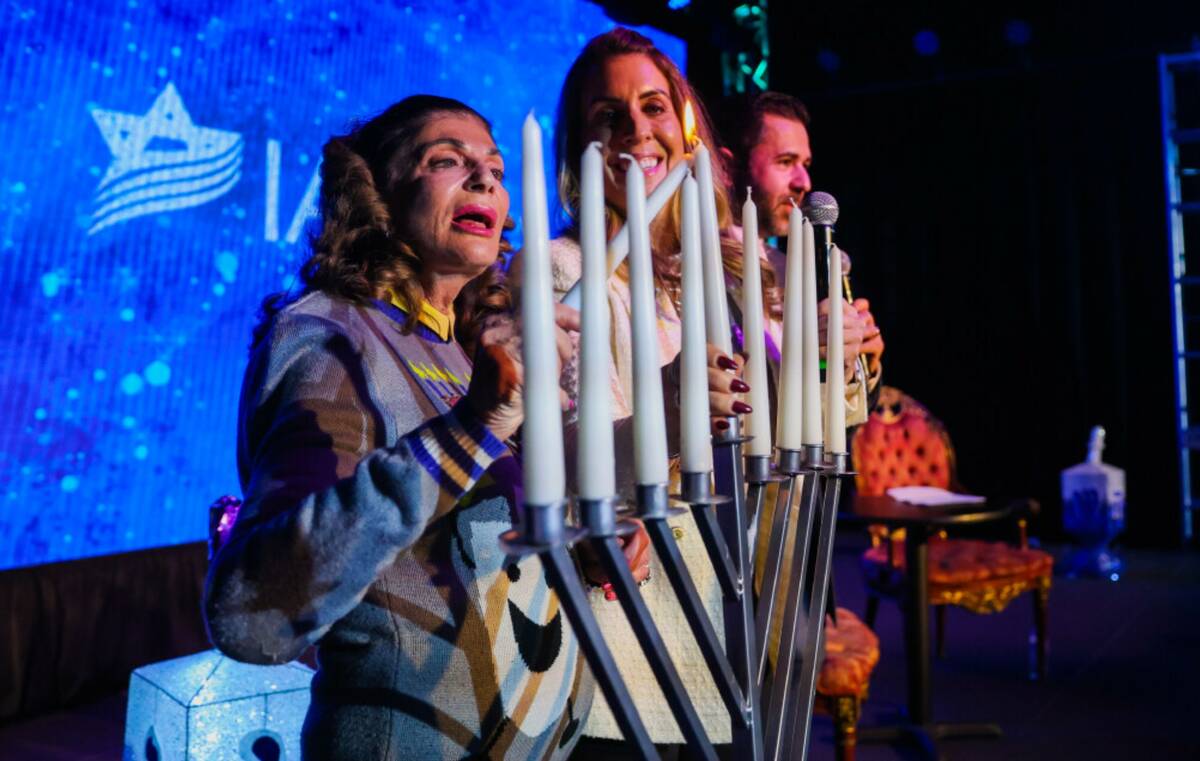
[{"left": 1160, "top": 51, "right": 1200, "bottom": 542}]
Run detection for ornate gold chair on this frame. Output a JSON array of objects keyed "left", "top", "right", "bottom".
[{"left": 850, "top": 387, "right": 1053, "bottom": 679}]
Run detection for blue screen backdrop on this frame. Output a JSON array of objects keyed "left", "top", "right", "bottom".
[{"left": 0, "top": 0, "right": 683, "bottom": 569}]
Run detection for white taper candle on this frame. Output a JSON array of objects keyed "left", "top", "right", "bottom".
[
  {"left": 520, "top": 113, "right": 565, "bottom": 503},
  {"left": 623, "top": 154, "right": 670, "bottom": 485},
  {"left": 801, "top": 218, "right": 822, "bottom": 447},
  {"left": 740, "top": 191, "right": 772, "bottom": 457},
  {"left": 694, "top": 144, "right": 733, "bottom": 354},
  {"left": 679, "top": 174, "right": 713, "bottom": 473},
  {"left": 775, "top": 204, "right": 806, "bottom": 451},
  {"left": 825, "top": 231, "right": 847, "bottom": 453},
  {"left": 577, "top": 142, "right": 615, "bottom": 499}
]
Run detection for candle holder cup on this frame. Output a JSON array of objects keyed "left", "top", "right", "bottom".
[
  {"left": 775, "top": 447, "right": 807, "bottom": 476},
  {"left": 714, "top": 415, "right": 752, "bottom": 447},
  {"left": 745, "top": 454, "right": 784, "bottom": 485},
  {"left": 802, "top": 444, "right": 825, "bottom": 470},
  {"left": 824, "top": 451, "right": 851, "bottom": 475},
  {"left": 499, "top": 500, "right": 586, "bottom": 556},
  {"left": 674, "top": 471, "right": 732, "bottom": 507},
  {"left": 635, "top": 482, "right": 685, "bottom": 520},
  {"left": 577, "top": 496, "right": 639, "bottom": 540}
]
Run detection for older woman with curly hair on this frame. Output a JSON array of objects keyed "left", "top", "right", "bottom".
[{"left": 204, "top": 95, "right": 589, "bottom": 760}]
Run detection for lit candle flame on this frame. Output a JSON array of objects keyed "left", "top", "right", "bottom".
[{"left": 683, "top": 100, "right": 698, "bottom": 150}]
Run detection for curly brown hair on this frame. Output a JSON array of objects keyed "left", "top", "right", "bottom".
[{"left": 254, "top": 95, "right": 511, "bottom": 352}]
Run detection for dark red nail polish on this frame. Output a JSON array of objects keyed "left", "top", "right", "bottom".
[
  {"left": 733, "top": 401, "right": 753, "bottom": 414},
  {"left": 731, "top": 379, "right": 750, "bottom": 393},
  {"left": 717, "top": 356, "right": 738, "bottom": 371},
  {"left": 716, "top": 419, "right": 730, "bottom": 430}
]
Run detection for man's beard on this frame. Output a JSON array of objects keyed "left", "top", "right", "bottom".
[{"left": 760, "top": 202, "right": 791, "bottom": 239}]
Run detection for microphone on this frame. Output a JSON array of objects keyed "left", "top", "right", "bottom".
[
  {"left": 802, "top": 192, "right": 866, "bottom": 390},
  {"left": 802, "top": 191, "right": 839, "bottom": 303}
]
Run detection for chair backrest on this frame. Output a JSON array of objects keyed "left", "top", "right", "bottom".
[{"left": 851, "top": 387, "right": 957, "bottom": 496}]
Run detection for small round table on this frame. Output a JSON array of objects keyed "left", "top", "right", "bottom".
[{"left": 840, "top": 494, "right": 1016, "bottom": 758}]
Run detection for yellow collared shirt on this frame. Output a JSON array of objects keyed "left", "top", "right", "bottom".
[{"left": 388, "top": 292, "right": 455, "bottom": 342}]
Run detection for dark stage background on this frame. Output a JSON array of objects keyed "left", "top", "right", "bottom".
[{"left": 731, "top": 0, "right": 1200, "bottom": 548}]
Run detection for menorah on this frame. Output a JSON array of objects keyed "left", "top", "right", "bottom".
[
  {"left": 505, "top": 114, "right": 854, "bottom": 759},
  {"left": 501, "top": 419, "right": 851, "bottom": 761}
]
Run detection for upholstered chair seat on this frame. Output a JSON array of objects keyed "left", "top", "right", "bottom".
[
  {"left": 862, "top": 538, "right": 1053, "bottom": 614},
  {"left": 851, "top": 387, "right": 1053, "bottom": 677}
]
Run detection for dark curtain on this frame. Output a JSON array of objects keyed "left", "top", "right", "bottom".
[
  {"left": 750, "top": 3, "right": 1200, "bottom": 546},
  {"left": 0, "top": 542, "right": 210, "bottom": 723}
]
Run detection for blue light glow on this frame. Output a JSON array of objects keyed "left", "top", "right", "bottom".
[
  {"left": 816, "top": 48, "right": 842, "bottom": 73},
  {"left": 0, "top": 0, "right": 684, "bottom": 569},
  {"left": 913, "top": 29, "right": 940, "bottom": 57},
  {"left": 1004, "top": 19, "right": 1032, "bottom": 47}
]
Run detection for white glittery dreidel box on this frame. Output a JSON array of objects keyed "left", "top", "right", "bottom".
[{"left": 123, "top": 649, "right": 312, "bottom": 760}]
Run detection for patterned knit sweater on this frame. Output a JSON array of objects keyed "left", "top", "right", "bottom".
[{"left": 204, "top": 292, "right": 592, "bottom": 760}]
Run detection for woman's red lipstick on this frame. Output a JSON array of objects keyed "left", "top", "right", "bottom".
[{"left": 451, "top": 204, "right": 497, "bottom": 236}]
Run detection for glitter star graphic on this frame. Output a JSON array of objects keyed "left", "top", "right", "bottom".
[{"left": 88, "top": 82, "right": 242, "bottom": 234}]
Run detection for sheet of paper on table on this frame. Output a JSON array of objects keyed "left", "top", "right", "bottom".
[{"left": 886, "top": 486, "right": 986, "bottom": 506}]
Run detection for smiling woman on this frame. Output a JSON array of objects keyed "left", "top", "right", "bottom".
[
  {"left": 508, "top": 28, "right": 747, "bottom": 755},
  {"left": 204, "top": 95, "right": 590, "bottom": 760}
]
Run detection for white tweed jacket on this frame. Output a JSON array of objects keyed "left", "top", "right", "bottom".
[{"left": 512, "top": 236, "right": 731, "bottom": 743}]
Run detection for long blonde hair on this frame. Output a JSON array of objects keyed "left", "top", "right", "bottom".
[{"left": 553, "top": 28, "right": 734, "bottom": 290}]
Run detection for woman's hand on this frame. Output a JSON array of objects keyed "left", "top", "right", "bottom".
[
  {"left": 664, "top": 344, "right": 751, "bottom": 437},
  {"left": 707, "top": 345, "right": 750, "bottom": 434},
  {"left": 817, "top": 298, "right": 866, "bottom": 383},
  {"left": 466, "top": 304, "right": 580, "bottom": 441},
  {"left": 577, "top": 519, "right": 652, "bottom": 589}
]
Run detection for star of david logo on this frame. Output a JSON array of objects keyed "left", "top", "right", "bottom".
[{"left": 88, "top": 82, "right": 243, "bottom": 235}]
